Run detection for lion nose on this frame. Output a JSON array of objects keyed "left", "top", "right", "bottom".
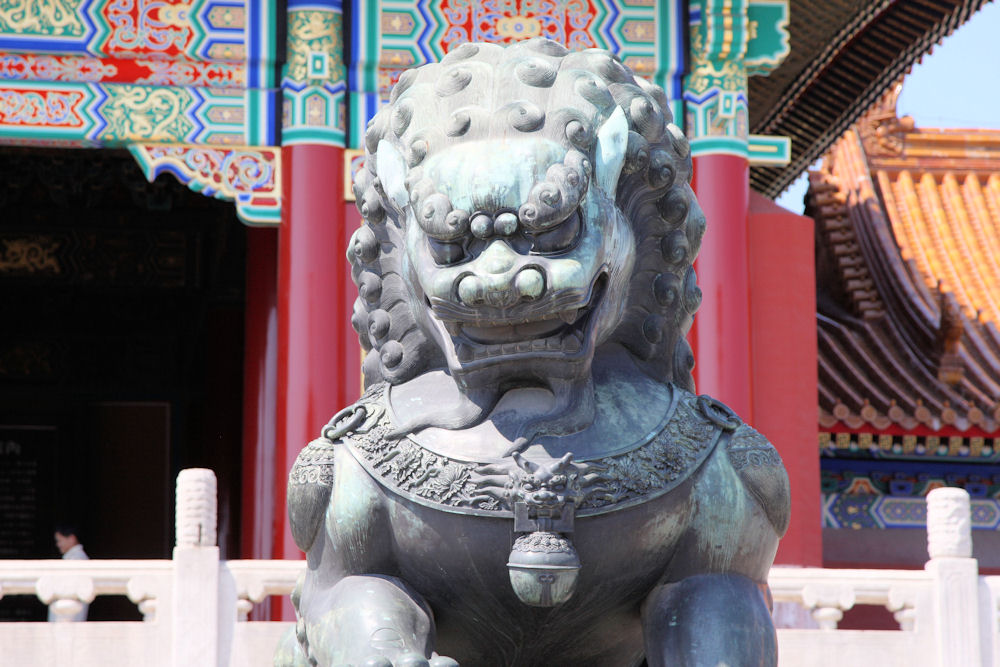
[
  {"left": 480, "top": 240, "right": 517, "bottom": 274},
  {"left": 456, "top": 274, "right": 520, "bottom": 307},
  {"left": 534, "top": 490, "right": 556, "bottom": 503},
  {"left": 514, "top": 268, "right": 544, "bottom": 301},
  {"left": 457, "top": 267, "right": 546, "bottom": 307},
  {"left": 457, "top": 274, "right": 487, "bottom": 306}
]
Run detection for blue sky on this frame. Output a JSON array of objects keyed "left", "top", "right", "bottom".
[{"left": 775, "top": 1, "right": 1000, "bottom": 212}]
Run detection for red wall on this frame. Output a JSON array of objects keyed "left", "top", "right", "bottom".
[
  {"left": 748, "top": 192, "right": 822, "bottom": 566},
  {"left": 242, "top": 227, "right": 278, "bottom": 562},
  {"left": 690, "top": 155, "right": 753, "bottom": 421}
]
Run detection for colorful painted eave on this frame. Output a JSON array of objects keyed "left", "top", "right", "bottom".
[
  {"left": 683, "top": 0, "right": 791, "bottom": 163},
  {"left": 130, "top": 143, "right": 281, "bottom": 226},
  {"left": 0, "top": 0, "right": 282, "bottom": 226},
  {"left": 820, "top": 452, "right": 1000, "bottom": 531},
  {"left": 348, "top": 0, "right": 689, "bottom": 149},
  {"left": 809, "top": 87, "right": 1000, "bottom": 437},
  {"left": 1, "top": 0, "right": 800, "bottom": 222},
  {"left": 282, "top": 1, "right": 346, "bottom": 148},
  {"left": 750, "top": 0, "right": 990, "bottom": 197}
]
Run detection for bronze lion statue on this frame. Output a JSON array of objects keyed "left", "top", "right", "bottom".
[{"left": 276, "top": 38, "right": 790, "bottom": 667}]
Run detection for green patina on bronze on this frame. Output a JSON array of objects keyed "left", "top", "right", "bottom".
[{"left": 279, "top": 38, "right": 790, "bottom": 667}]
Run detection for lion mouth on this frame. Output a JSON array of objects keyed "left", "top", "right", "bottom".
[{"left": 428, "top": 273, "right": 608, "bottom": 367}]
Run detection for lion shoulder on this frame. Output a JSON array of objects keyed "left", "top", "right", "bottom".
[
  {"left": 287, "top": 437, "right": 338, "bottom": 552},
  {"left": 724, "top": 423, "right": 791, "bottom": 537}
]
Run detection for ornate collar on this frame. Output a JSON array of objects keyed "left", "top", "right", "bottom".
[{"left": 325, "top": 383, "right": 734, "bottom": 518}]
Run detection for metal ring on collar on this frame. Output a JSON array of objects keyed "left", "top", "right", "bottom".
[{"left": 322, "top": 404, "right": 369, "bottom": 441}]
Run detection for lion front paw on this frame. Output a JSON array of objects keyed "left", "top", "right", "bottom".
[{"left": 345, "top": 653, "right": 458, "bottom": 667}]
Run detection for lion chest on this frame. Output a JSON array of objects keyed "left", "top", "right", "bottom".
[
  {"left": 328, "top": 387, "right": 731, "bottom": 631},
  {"left": 382, "top": 482, "right": 694, "bottom": 601},
  {"left": 371, "top": 481, "right": 695, "bottom": 667},
  {"left": 295, "top": 384, "right": 774, "bottom": 665}
]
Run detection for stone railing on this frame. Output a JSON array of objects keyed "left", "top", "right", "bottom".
[
  {"left": 0, "top": 469, "right": 303, "bottom": 667},
  {"left": 770, "top": 488, "right": 998, "bottom": 667},
  {"left": 0, "top": 472, "right": 997, "bottom": 666}
]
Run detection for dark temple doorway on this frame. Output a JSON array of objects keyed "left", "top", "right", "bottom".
[{"left": 0, "top": 147, "right": 246, "bottom": 620}]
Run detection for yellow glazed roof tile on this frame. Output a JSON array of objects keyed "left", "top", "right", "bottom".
[{"left": 807, "top": 86, "right": 1000, "bottom": 433}]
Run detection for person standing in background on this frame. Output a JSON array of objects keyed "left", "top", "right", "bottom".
[{"left": 48, "top": 525, "right": 89, "bottom": 622}]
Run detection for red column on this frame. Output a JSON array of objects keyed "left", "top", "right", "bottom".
[
  {"left": 690, "top": 154, "right": 753, "bottom": 422},
  {"left": 241, "top": 227, "right": 278, "bottom": 562},
  {"left": 274, "top": 145, "right": 356, "bottom": 617},
  {"left": 748, "top": 193, "right": 822, "bottom": 566}
]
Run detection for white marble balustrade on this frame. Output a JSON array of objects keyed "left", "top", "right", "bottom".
[{"left": 0, "top": 472, "right": 997, "bottom": 666}]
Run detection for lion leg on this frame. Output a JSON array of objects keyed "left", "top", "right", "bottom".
[
  {"left": 274, "top": 625, "right": 313, "bottom": 667},
  {"left": 302, "top": 574, "right": 441, "bottom": 666},
  {"left": 641, "top": 573, "right": 777, "bottom": 667}
]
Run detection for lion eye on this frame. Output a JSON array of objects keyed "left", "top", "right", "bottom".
[
  {"left": 530, "top": 209, "right": 581, "bottom": 255},
  {"left": 428, "top": 237, "right": 465, "bottom": 265}
]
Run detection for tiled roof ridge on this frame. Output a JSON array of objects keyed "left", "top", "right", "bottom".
[
  {"left": 818, "top": 312, "right": 984, "bottom": 432},
  {"left": 811, "top": 90, "right": 1000, "bottom": 435},
  {"left": 857, "top": 80, "right": 1000, "bottom": 168},
  {"left": 808, "top": 155, "right": 883, "bottom": 320}
]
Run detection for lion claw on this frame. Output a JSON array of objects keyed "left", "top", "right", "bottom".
[{"left": 352, "top": 653, "right": 456, "bottom": 667}]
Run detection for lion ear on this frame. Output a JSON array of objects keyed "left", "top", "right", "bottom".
[
  {"left": 594, "top": 106, "right": 628, "bottom": 198},
  {"left": 376, "top": 139, "right": 409, "bottom": 209}
]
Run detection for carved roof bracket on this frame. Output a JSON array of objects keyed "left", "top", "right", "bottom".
[
  {"left": 856, "top": 80, "right": 915, "bottom": 159},
  {"left": 936, "top": 290, "right": 965, "bottom": 387}
]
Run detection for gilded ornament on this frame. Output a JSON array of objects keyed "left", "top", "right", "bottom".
[
  {"left": 0, "top": 0, "right": 84, "bottom": 37},
  {"left": 286, "top": 10, "right": 343, "bottom": 83},
  {"left": 0, "top": 236, "right": 60, "bottom": 274},
  {"left": 0, "top": 88, "right": 85, "bottom": 127},
  {"left": 106, "top": 0, "right": 193, "bottom": 52},
  {"left": 0, "top": 55, "right": 117, "bottom": 83},
  {"left": 136, "top": 60, "right": 246, "bottom": 88},
  {"left": 686, "top": 32, "right": 748, "bottom": 95},
  {"left": 206, "top": 5, "right": 244, "bottom": 30},
  {"left": 132, "top": 144, "right": 278, "bottom": 199},
  {"left": 100, "top": 85, "right": 194, "bottom": 142},
  {"left": 495, "top": 15, "right": 542, "bottom": 39}
]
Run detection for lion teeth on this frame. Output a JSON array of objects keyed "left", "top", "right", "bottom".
[
  {"left": 456, "top": 332, "right": 584, "bottom": 361},
  {"left": 444, "top": 321, "right": 462, "bottom": 336},
  {"left": 559, "top": 309, "right": 578, "bottom": 325}
]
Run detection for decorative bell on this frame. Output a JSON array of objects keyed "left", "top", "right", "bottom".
[{"left": 506, "top": 531, "right": 581, "bottom": 607}]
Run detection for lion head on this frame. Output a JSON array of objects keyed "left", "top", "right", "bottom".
[{"left": 349, "top": 39, "right": 705, "bottom": 435}]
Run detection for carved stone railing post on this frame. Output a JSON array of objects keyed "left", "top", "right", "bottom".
[
  {"left": 172, "top": 468, "right": 220, "bottom": 667},
  {"left": 800, "top": 582, "right": 855, "bottom": 630},
  {"left": 925, "top": 487, "right": 980, "bottom": 667},
  {"left": 176, "top": 468, "right": 218, "bottom": 548},
  {"left": 35, "top": 573, "right": 94, "bottom": 622},
  {"left": 886, "top": 584, "right": 919, "bottom": 631},
  {"left": 126, "top": 574, "right": 162, "bottom": 623}
]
